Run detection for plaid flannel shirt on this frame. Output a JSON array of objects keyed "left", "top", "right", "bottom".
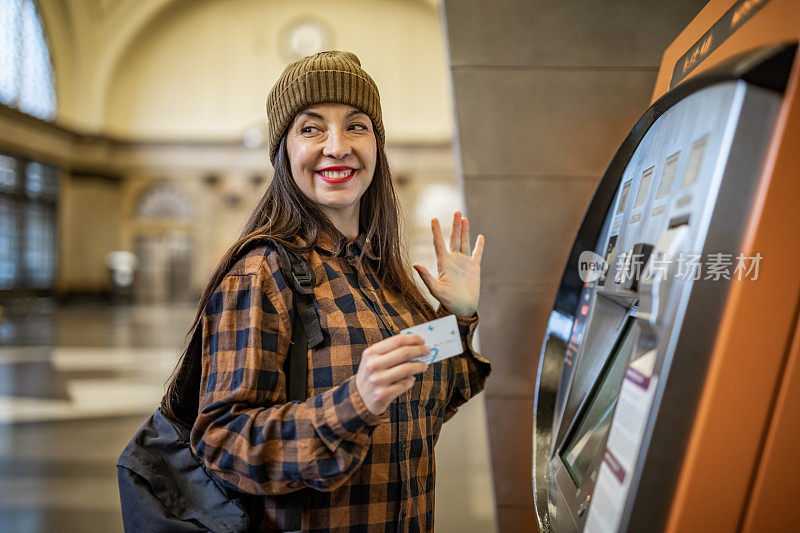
[{"left": 189, "top": 231, "right": 491, "bottom": 532}]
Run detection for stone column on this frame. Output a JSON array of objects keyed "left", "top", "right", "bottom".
[{"left": 440, "top": 1, "right": 707, "bottom": 530}]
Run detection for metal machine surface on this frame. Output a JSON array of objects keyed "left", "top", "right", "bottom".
[{"left": 532, "top": 2, "right": 800, "bottom": 531}]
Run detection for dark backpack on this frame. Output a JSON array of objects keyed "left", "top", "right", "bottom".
[{"left": 116, "top": 240, "right": 324, "bottom": 532}]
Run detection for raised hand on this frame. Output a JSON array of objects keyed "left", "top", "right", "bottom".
[{"left": 413, "top": 211, "right": 485, "bottom": 317}]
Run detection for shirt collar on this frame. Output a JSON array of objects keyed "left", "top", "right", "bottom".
[{"left": 305, "top": 229, "right": 380, "bottom": 261}]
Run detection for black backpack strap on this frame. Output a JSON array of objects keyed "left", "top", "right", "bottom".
[
  {"left": 274, "top": 243, "right": 325, "bottom": 347},
  {"left": 287, "top": 306, "right": 309, "bottom": 403},
  {"left": 272, "top": 241, "right": 324, "bottom": 402},
  {"left": 271, "top": 240, "right": 325, "bottom": 532}
]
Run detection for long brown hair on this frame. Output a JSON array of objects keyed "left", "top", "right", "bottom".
[{"left": 161, "top": 134, "right": 434, "bottom": 422}]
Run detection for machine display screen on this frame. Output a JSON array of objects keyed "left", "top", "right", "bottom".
[
  {"left": 681, "top": 135, "right": 708, "bottom": 188},
  {"left": 634, "top": 167, "right": 653, "bottom": 208},
  {"left": 616, "top": 181, "right": 632, "bottom": 215},
  {"left": 657, "top": 152, "right": 680, "bottom": 199},
  {"left": 560, "top": 318, "right": 637, "bottom": 487}
]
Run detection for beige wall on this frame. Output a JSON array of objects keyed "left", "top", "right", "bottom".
[
  {"left": 442, "top": 1, "right": 708, "bottom": 530},
  {"left": 58, "top": 172, "right": 123, "bottom": 292}
]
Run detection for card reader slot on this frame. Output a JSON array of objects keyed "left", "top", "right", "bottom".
[{"left": 668, "top": 214, "right": 691, "bottom": 228}]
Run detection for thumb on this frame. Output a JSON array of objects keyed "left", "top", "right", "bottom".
[{"left": 413, "top": 263, "right": 437, "bottom": 289}]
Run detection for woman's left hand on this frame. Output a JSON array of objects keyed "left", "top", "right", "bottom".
[{"left": 413, "top": 211, "right": 485, "bottom": 317}]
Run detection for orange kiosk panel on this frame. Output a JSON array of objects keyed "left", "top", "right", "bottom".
[{"left": 661, "top": 1, "right": 800, "bottom": 531}]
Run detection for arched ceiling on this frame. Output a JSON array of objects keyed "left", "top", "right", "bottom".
[
  {"left": 38, "top": 0, "right": 195, "bottom": 132},
  {"left": 37, "top": 0, "right": 444, "bottom": 140}
]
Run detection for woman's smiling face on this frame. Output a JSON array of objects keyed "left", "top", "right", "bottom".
[{"left": 285, "top": 103, "right": 377, "bottom": 232}]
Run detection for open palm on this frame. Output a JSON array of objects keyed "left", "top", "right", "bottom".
[{"left": 413, "top": 211, "right": 485, "bottom": 317}]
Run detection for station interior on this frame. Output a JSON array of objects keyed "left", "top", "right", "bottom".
[{"left": 1, "top": 0, "right": 799, "bottom": 531}]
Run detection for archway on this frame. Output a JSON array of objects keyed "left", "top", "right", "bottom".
[{"left": 132, "top": 183, "right": 194, "bottom": 303}]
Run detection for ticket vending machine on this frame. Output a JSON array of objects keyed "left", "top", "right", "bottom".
[{"left": 532, "top": 1, "right": 800, "bottom": 531}]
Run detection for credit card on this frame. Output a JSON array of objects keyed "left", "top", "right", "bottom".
[{"left": 400, "top": 314, "right": 463, "bottom": 364}]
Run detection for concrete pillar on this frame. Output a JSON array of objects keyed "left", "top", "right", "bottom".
[{"left": 440, "top": 1, "right": 707, "bottom": 530}]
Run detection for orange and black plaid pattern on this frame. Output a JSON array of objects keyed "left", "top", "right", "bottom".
[{"left": 189, "top": 231, "right": 491, "bottom": 532}]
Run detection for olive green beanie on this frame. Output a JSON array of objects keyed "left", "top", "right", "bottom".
[{"left": 266, "top": 50, "right": 385, "bottom": 164}]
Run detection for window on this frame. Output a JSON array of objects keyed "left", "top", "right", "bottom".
[
  {"left": 24, "top": 202, "right": 55, "bottom": 287},
  {"left": 0, "top": 196, "right": 18, "bottom": 289},
  {"left": 0, "top": 0, "right": 56, "bottom": 120},
  {"left": 0, "top": 153, "right": 57, "bottom": 290}
]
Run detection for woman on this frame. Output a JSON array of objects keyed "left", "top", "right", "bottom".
[{"left": 162, "top": 51, "right": 490, "bottom": 531}]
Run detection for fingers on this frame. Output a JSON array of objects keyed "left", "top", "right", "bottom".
[
  {"left": 472, "top": 234, "right": 485, "bottom": 263},
  {"left": 431, "top": 218, "right": 446, "bottom": 261},
  {"left": 357, "top": 335, "right": 429, "bottom": 415},
  {"left": 366, "top": 343, "right": 430, "bottom": 371},
  {"left": 413, "top": 263, "right": 437, "bottom": 290},
  {"left": 461, "top": 216, "right": 471, "bottom": 254},
  {"left": 434, "top": 212, "right": 478, "bottom": 258},
  {"left": 356, "top": 353, "right": 423, "bottom": 416},
  {"left": 382, "top": 375, "right": 417, "bottom": 401},
  {"left": 449, "top": 211, "right": 462, "bottom": 252},
  {"left": 365, "top": 333, "right": 425, "bottom": 357},
  {"left": 373, "top": 360, "right": 428, "bottom": 386}
]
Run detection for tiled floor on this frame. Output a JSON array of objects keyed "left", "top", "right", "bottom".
[{"left": 0, "top": 299, "right": 496, "bottom": 532}]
